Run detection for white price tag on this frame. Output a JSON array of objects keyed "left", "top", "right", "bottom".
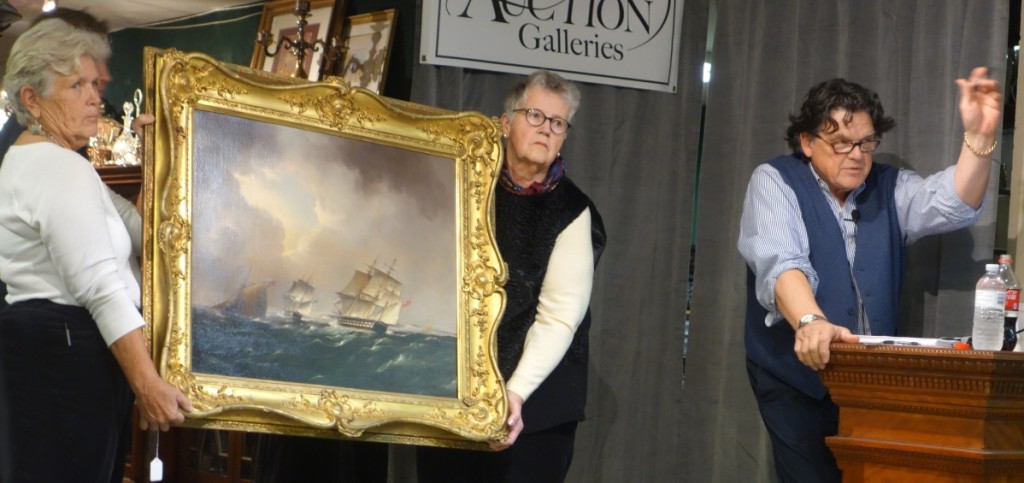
[
  {"left": 149, "top": 429, "right": 163, "bottom": 482},
  {"left": 149, "top": 457, "right": 163, "bottom": 481}
]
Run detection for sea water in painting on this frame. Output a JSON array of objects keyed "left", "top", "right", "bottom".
[{"left": 189, "top": 109, "right": 458, "bottom": 397}]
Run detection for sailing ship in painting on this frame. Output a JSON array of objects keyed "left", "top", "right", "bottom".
[
  {"left": 333, "top": 259, "right": 404, "bottom": 335},
  {"left": 213, "top": 276, "right": 272, "bottom": 319},
  {"left": 210, "top": 259, "right": 416, "bottom": 336},
  {"left": 283, "top": 276, "right": 316, "bottom": 322}
]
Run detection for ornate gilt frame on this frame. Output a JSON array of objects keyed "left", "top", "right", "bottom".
[{"left": 141, "top": 48, "right": 507, "bottom": 447}]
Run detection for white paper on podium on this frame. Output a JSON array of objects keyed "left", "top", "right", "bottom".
[{"left": 858, "top": 335, "right": 956, "bottom": 348}]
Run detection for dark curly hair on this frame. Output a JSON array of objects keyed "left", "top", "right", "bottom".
[{"left": 785, "top": 78, "right": 896, "bottom": 152}]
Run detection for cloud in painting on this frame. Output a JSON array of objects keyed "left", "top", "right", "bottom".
[{"left": 189, "top": 111, "right": 458, "bottom": 333}]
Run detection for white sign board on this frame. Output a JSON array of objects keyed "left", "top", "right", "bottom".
[{"left": 420, "top": 0, "right": 685, "bottom": 93}]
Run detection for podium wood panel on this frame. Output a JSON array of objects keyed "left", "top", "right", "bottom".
[{"left": 820, "top": 343, "right": 1024, "bottom": 482}]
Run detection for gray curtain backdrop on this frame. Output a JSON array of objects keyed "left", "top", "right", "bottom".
[
  {"left": 397, "top": 0, "right": 1008, "bottom": 481},
  {"left": 685, "top": 1, "right": 1008, "bottom": 482}
]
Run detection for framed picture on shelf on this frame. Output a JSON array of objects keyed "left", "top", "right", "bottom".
[
  {"left": 250, "top": 0, "right": 348, "bottom": 81},
  {"left": 334, "top": 8, "right": 397, "bottom": 94},
  {"left": 143, "top": 49, "right": 509, "bottom": 448}
]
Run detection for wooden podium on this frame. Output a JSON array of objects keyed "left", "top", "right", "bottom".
[{"left": 820, "top": 344, "right": 1024, "bottom": 482}]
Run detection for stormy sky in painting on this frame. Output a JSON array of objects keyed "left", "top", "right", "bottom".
[{"left": 190, "top": 110, "right": 457, "bottom": 334}]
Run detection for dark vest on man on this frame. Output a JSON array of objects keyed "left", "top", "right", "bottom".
[
  {"left": 744, "top": 154, "right": 904, "bottom": 399},
  {"left": 495, "top": 177, "right": 606, "bottom": 433}
]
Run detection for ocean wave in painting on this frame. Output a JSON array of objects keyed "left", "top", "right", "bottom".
[{"left": 191, "top": 306, "right": 457, "bottom": 397}]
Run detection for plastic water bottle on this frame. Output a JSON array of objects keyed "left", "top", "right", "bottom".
[
  {"left": 997, "top": 255, "right": 1020, "bottom": 351},
  {"left": 972, "top": 263, "right": 1006, "bottom": 351}
]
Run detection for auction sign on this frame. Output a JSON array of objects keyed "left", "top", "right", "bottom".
[{"left": 420, "top": 0, "right": 684, "bottom": 93}]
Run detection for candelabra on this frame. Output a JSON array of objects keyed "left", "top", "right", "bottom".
[{"left": 255, "top": 0, "right": 344, "bottom": 79}]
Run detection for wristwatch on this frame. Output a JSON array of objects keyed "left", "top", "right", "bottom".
[{"left": 798, "top": 313, "right": 827, "bottom": 330}]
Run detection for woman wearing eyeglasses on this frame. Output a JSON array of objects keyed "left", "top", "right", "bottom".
[{"left": 416, "top": 70, "right": 606, "bottom": 482}]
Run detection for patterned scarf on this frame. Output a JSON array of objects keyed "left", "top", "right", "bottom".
[{"left": 499, "top": 157, "right": 566, "bottom": 195}]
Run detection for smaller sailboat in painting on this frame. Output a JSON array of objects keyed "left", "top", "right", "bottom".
[
  {"left": 213, "top": 273, "right": 272, "bottom": 319},
  {"left": 283, "top": 275, "right": 316, "bottom": 322}
]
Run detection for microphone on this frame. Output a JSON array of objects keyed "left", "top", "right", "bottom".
[{"left": 844, "top": 209, "right": 860, "bottom": 223}]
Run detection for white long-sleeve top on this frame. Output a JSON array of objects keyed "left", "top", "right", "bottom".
[
  {"left": 505, "top": 208, "right": 594, "bottom": 401},
  {"left": 0, "top": 142, "right": 144, "bottom": 346}
]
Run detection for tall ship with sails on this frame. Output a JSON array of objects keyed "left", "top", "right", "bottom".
[
  {"left": 334, "top": 259, "right": 403, "bottom": 334},
  {"left": 213, "top": 278, "right": 271, "bottom": 319},
  {"left": 283, "top": 276, "right": 316, "bottom": 322}
]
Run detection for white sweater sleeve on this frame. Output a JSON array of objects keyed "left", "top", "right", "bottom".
[
  {"left": 505, "top": 208, "right": 594, "bottom": 401},
  {"left": 27, "top": 151, "right": 144, "bottom": 345},
  {"left": 107, "top": 187, "right": 142, "bottom": 256},
  {"left": 106, "top": 187, "right": 143, "bottom": 285}
]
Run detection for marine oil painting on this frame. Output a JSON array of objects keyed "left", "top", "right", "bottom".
[
  {"left": 190, "top": 110, "right": 457, "bottom": 397},
  {"left": 145, "top": 49, "right": 508, "bottom": 445}
]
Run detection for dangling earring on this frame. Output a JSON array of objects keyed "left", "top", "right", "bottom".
[
  {"left": 29, "top": 121, "right": 41, "bottom": 136},
  {"left": 502, "top": 132, "right": 508, "bottom": 139}
]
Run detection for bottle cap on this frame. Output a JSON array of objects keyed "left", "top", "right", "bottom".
[{"left": 987, "top": 263, "right": 1000, "bottom": 272}]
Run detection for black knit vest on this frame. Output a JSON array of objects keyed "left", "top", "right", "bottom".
[{"left": 495, "top": 177, "right": 606, "bottom": 433}]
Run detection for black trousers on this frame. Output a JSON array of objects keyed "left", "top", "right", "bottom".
[
  {"left": 416, "top": 421, "right": 578, "bottom": 483},
  {"left": 746, "top": 358, "right": 841, "bottom": 483},
  {"left": 0, "top": 324, "right": 8, "bottom": 483},
  {"left": 252, "top": 435, "right": 389, "bottom": 483},
  {"left": 0, "top": 300, "right": 135, "bottom": 483}
]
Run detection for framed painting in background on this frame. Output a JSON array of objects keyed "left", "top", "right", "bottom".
[
  {"left": 250, "top": 0, "right": 348, "bottom": 81},
  {"left": 143, "top": 49, "right": 509, "bottom": 447},
  {"left": 334, "top": 8, "right": 397, "bottom": 94}
]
